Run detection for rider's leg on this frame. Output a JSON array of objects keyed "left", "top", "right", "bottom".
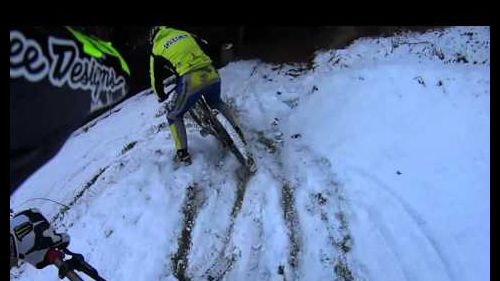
[
  {"left": 167, "top": 112, "right": 191, "bottom": 164},
  {"left": 167, "top": 73, "right": 203, "bottom": 163},
  {"left": 203, "top": 80, "right": 245, "bottom": 141}
]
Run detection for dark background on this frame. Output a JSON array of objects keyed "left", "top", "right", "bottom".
[{"left": 79, "top": 26, "right": 438, "bottom": 95}]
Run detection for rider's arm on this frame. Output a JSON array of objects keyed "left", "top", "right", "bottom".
[{"left": 150, "top": 54, "right": 177, "bottom": 102}]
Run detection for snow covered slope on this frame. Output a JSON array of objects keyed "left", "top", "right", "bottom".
[{"left": 11, "top": 26, "right": 489, "bottom": 281}]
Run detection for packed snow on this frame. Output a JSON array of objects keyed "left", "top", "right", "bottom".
[{"left": 11, "top": 26, "right": 489, "bottom": 281}]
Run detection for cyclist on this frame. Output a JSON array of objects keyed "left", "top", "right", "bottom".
[{"left": 149, "top": 26, "right": 244, "bottom": 165}]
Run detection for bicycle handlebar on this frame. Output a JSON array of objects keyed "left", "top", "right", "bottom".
[
  {"left": 46, "top": 248, "right": 106, "bottom": 281},
  {"left": 46, "top": 248, "right": 84, "bottom": 281}
]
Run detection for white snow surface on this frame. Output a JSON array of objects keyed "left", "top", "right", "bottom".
[{"left": 11, "top": 26, "right": 489, "bottom": 281}]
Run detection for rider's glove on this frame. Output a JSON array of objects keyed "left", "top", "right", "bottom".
[{"left": 158, "top": 75, "right": 177, "bottom": 104}]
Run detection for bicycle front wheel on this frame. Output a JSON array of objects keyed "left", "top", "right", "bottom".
[{"left": 211, "top": 112, "right": 256, "bottom": 173}]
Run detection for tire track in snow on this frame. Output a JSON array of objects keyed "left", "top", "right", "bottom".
[
  {"left": 254, "top": 131, "right": 303, "bottom": 281},
  {"left": 312, "top": 186, "right": 355, "bottom": 281},
  {"left": 312, "top": 156, "right": 356, "bottom": 281},
  {"left": 240, "top": 188, "right": 266, "bottom": 280},
  {"left": 281, "top": 181, "right": 301, "bottom": 275},
  {"left": 285, "top": 143, "right": 358, "bottom": 281},
  {"left": 347, "top": 165, "right": 456, "bottom": 281},
  {"left": 359, "top": 201, "right": 413, "bottom": 281},
  {"left": 203, "top": 167, "right": 253, "bottom": 281},
  {"left": 172, "top": 183, "right": 206, "bottom": 281}
]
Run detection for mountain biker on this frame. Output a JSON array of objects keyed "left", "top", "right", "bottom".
[{"left": 149, "top": 26, "right": 243, "bottom": 166}]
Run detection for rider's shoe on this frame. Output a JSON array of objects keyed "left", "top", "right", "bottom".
[{"left": 174, "top": 149, "right": 192, "bottom": 166}]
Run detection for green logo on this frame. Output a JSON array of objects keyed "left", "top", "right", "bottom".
[{"left": 66, "top": 27, "right": 130, "bottom": 75}]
